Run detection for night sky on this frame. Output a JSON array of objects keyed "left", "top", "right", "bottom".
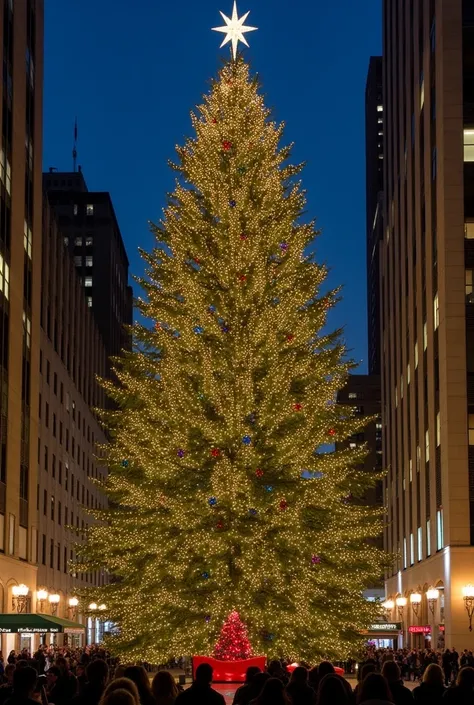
[{"left": 43, "top": 0, "right": 382, "bottom": 371}]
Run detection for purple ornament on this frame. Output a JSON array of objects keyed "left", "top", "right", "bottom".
[
  {"left": 312, "top": 555, "right": 321, "bottom": 565},
  {"left": 279, "top": 242, "right": 289, "bottom": 251},
  {"left": 205, "top": 614, "right": 211, "bottom": 623},
  {"left": 177, "top": 449, "right": 185, "bottom": 458}
]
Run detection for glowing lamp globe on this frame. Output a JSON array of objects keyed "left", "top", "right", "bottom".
[
  {"left": 410, "top": 593, "right": 422, "bottom": 605},
  {"left": 382, "top": 599, "right": 394, "bottom": 611},
  {"left": 396, "top": 596, "right": 407, "bottom": 607},
  {"left": 48, "top": 594, "right": 60, "bottom": 604},
  {"left": 37, "top": 589, "right": 48, "bottom": 602},
  {"left": 426, "top": 588, "right": 439, "bottom": 601},
  {"left": 68, "top": 597, "right": 79, "bottom": 607},
  {"left": 463, "top": 585, "right": 474, "bottom": 599}
]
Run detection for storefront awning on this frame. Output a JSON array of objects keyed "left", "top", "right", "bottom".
[{"left": 0, "top": 614, "right": 85, "bottom": 634}]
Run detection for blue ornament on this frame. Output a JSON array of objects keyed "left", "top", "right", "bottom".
[
  {"left": 208, "top": 305, "right": 216, "bottom": 314},
  {"left": 194, "top": 326, "right": 204, "bottom": 334},
  {"left": 242, "top": 435, "right": 252, "bottom": 446},
  {"left": 221, "top": 325, "right": 230, "bottom": 333},
  {"left": 121, "top": 460, "right": 129, "bottom": 468},
  {"left": 208, "top": 496, "right": 217, "bottom": 507},
  {"left": 265, "top": 485, "right": 274, "bottom": 493},
  {"left": 229, "top": 200, "right": 237, "bottom": 208},
  {"left": 205, "top": 614, "right": 211, "bottom": 623},
  {"left": 173, "top": 330, "right": 180, "bottom": 338},
  {"left": 177, "top": 449, "right": 185, "bottom": 458},
  {"left": 202, "top": 572, "right": 209, "bottom": 579},
  {"left": 249, "top": 508, "right": 258, "bottom": 516}
]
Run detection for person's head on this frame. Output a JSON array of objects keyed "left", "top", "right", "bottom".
[
  {"left": 256, "top": 677, "right": 289, "bottom": 705},
  {"left": 46, "top": 665, "right": 61, "bottom": 685},
  {"left": 99, "top": 688, "right": 139, "bottom": 705},
  {"left": 103, "top": 677, "right": 140, "bottom": 704},
  {"left": 56, "top": 656, "right": 68, "bottom": 672},
  {"left": 290, "top": 666, "right": 308, "bottom": 685},
  {"left": 308, "top": 666, "right": 319, "bottom": 686},
  {"left": 194, "top": 662, "right": 213, "bottom": 685},
  {"left": 86, "top": 659, "right": 109, "bottom": 687},
  {"left": 113, "top": 665, "right": 127, "bottom": 679},
  {"left": 245, "top": 666, "right": 261, "bottom": 684},
  {"left": 317, "top": 674, "right": 350, "bottom": 705},
  {"left": 76, "top": 664, "right": 86, "bottom": 678},
  {"left": 357, "top": 673, "right": 391, "bottom": 705},
  {"left": 318, "top": 661, "right": 335, "bottom": 681},
  {"left": 15, "top": 659, "right": 28, "bottom": 670},
  {"left": 4, "top": 664, "right": 15, "bottom": 682},
  {"left": 268, "top": 660, "right": 282, "bottom": 675},
  {"left": 381, "top": 660, "right": 401, "bottom": 684},
  {"left": 151, "top": 671, "right": 179, "bottom": 699},
  {"left": 12, "top": 666, "right": 37, "bottom": 696},
  {"left": 457, "top": 666, "right": 474, "bottom": 689},
  {"left": 358, "top": 662, "right": 376, "bottom": 683},
  {"left": 250, "top": 671, "right": 271, "bottom": 696},
  {"left": 123, "top": 665, "right": 155, "bottom": 702},
  {"left": 422, "top": 663, "right": 444, "bottom": 687}
]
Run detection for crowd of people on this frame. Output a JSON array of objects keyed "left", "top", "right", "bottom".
[{"left": 2, "top": 644, "right": 474, "bottom": 705}]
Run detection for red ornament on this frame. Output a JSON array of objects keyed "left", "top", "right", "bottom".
[
  {"left": 211, "top": 448, "right": 221, "bottom": 458},
  {"left": 328, "top": 429, "right": 336, "bottom": 437},
  {"left": 293, "top": 403, "right": 303, "bottom": 412},
  {"left": 286, "top": 334, "right": 294, "bottom": 343},
  {"left": 240, "top": 233, "right": 248, "bottom": 241},
  {"left": 216, "top": 519, "right": 224, "bottom": 530},
  {"left": 238, "top": 274, "right": 247, "bottom": 282},
  {"left": 255, "top": 468, "right": 264, "bottom": 478},
  {"left": 212, "top": 118, "right": 217, "bottom": 124},
  {"left": 223, "top": 140, "right": 232, "bottom": 151},
  {"left": 194, "top": 258, "right": 201, "bottom": 265},
  {"left": 213, "top": 611, "right": 252, "bottom": 661},
  {"left": 279, "top": 499, "right": 288, "bottom": 511},
  {"left": 155, "top": 322, "right": 161, "bottom": 330}
]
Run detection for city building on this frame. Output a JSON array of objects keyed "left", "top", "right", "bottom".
[
  {"left": 365, "top": 56, "right": 384, "bottom": 376},
  {"left": 43, "top": 170, "right": 133, "bottom": 378},
  {"left": 381, "top": 0, "right": 474, "bottom": 649},
  {"left": 36, "top": 196, "right": 109, "bottom": 646},
  {"left": 0, "top": 0, "right": 45, "bottom": 650},
  {"left": 336, "top": 374, "right": 383, "bottom": 600}
]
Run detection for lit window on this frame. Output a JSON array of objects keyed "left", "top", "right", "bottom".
[
  {"left": 410, "top": 533, "right": 414, "bottom": 566},
  {"left": 0, "top": 252, "right": 10, "bottom": 299},
  {"left": 23, "top": 312, "right": 31, "bottom": 348},
  {"left": 469, "top": 414, "right": 474, "bottom": 445},
  {"left": 85, "top": 236, "right": 93, "bottom": 246},
  {"left": 23, "top": 221, "right": 32, "bottom": 259},
  {"left": 85, "top": 256, "right": 93, "bottom": 267},
  {"left": 349, "top": 442, "right": 357, "bottom": 450},
  {"left": 415, "top": 341, "right": 419, "bottom": 368},
  {"left": 73, "top": 204, "right": 78, "bottom": 216},
  {"left": 73, "top": 256, "right": 82, "bottom": 267},
  {"left": 403, "top": 538, "right": 407, "bottom": 569},
  {"left": 75, "top": 237, "right": 83, "bottom": 247},
  {"left": 427, "top": 519, "right": 431, "bottom": 557},
  {"left": 425, "top": 430, "right": 430, "bottom": 463},
  {"left": 377, "top": 105, "right": 383, "bottom": 112},
  {"left": 5, "top": 157, "right": 11, "bottom": 195},
  {"left": 400, "top": 375, "right": 404, "bottom": 399},
  {"left": 464, "top": 130, "right": 474, "bottom": 162},
  {"left": 407, "top": 363, "right": 411, "bottom": 384},
  {"left": 423, "top": 322, "right": 428, "bottom": 351},
  {"left": 348, "top": 392, "right": 358, "bottom": 399},
  {"left": 436, "top": 412, "right": 441, "bottom": 447},
  {"left": 84, "top": 277, "right": 93, "bottom": 287},
  {"left": 465, "top": 222, "right": 474, "bottom": 240},
  {"left": 437, "top": 509, "right": 444, "bottom": 550},
  {"left": 86, "top": 296, "right": 92, "bottom": 308},
  {"left": 434, "top": 292, "right": 439, "bottom": 328},
  {"left": 378, "top": 118, "right": 383, "bottom": 124},
  {"left": 86, "top": 204, "right": 94, "bottom": 216},
  {"left": 416, "top": 446, "right": 421, "bottom": 473},
  {"left": 376, "top": 422, "right": 382, "bottom": 430},
  {"left": 418, "top": 527, "right": 423, "bottom": 561},
  {"left": 409, "top": 458, "right": 413, "bottom": 482},
  {"left": 63, "top": 237, "right": 69, "bottom": 246},
  {"left": 420, "top": 72, "right": 425, "bottom": 109},
  {"left": 467, "top": 270, "right": 474, "bottom": 303}
]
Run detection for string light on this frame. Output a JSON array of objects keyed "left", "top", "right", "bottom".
[{"left": 78, "top": 58, "right": 386, "bottom": 664}]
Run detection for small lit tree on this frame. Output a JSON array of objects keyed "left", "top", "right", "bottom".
[{"left": 214, "top": 611, "right": 252, "bottom": 661}]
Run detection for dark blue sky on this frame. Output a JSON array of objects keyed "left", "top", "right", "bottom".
[{"left": 43, "top": 0, "right": 382, "bottom": 371}]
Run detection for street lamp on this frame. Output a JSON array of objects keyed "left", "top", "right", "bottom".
[
  {"left": 396, "top": 596, "right": 407, "bottom": 620},
  {"left": 427, "top": 588, "right": 439, "bottom": 615},
  {"left": 410, "top": 592, "right": 422, "bottom": 617},
  {"left": 36, "top": 589, "right": 48, "bottom": 613},
  {"left": 98, "top": 604, "right": 106, "bottom": 611},
  {"left": 48, "top": 594, "right": 60, "bottom": 616},
  {"left": 68, "top": 597, "right": 79, "bottom": 619},
  {"left": 382, "top": 600, "right": 395, "bottom": 620},
  {"left": 88, "top": 602, "right": 98, "bottom": 611},
  {"left": 463, "top": 585, "right": 474, "bottom": 631},
  {"left": 12, "top": 584, "right": 30, "bottom": 613}
]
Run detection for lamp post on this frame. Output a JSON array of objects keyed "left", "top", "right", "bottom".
[
  {"left": 36, "top": 589, "right": 48, "bottom": 613},
  {"left": 463, "top": 585, "right": 474, "bottom": 632},
  {"left": 48, "top": 594, "right": 60, "bottom": 616},
  {"left": 410, "top": 593, "right": 423, "bottom": 648},
  {"left": 68, "top": 597, "right": 78, "bottom": 619},
  {"left": 396, "top": 597, "right": 407, "bottom": 646},
  {"left": 382, "top": 600, "right": 395, "bottom": 621},
  {"left": 427, "top": 588, "right": 439, "bottom": 616},
  {"left": 12, "top": 584, "right": 30, "bottom": 613}
]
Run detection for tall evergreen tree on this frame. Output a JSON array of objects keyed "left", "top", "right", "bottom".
[{"left": 79, "top": 59, "right": 385, "bottom": 663}]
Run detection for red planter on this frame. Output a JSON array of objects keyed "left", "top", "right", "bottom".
[{"left": 192, "top": 655, "right": 267, "bottom": 683}]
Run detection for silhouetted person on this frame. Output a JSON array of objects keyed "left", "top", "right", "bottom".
[{"left": 175, "top": 664, "right": 225, "bottom": 705}]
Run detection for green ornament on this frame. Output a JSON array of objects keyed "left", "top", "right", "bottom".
[{"left": 237, "top": 165, "right": 247, "bottom": 175}]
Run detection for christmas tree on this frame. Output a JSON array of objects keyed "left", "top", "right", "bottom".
[
  {"left": 214, "top": 611, "right": 252, "bottom": 661},
  {"left": 79, "top": 57, "right": 386, "bottom": 662}
]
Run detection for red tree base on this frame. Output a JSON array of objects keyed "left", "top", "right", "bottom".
[{"left": 192, "top": 655, "right": 267, "bottom": 683}]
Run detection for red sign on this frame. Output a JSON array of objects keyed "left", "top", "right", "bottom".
[
  {"left": 192, "top": 656, "right": 266, "bottom": 683},
  {"left": 409, "top": 625, "right": 431, "bottom": 634}
]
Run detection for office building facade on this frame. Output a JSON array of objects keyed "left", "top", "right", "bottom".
[
  {"left": 0, "top": 0, "right": 44, "bottom": 647},
  {"left": 382, "top": 0, "right": 474, "bottom": 648}
]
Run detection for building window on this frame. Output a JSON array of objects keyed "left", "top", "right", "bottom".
[
  {"left": 84, "top": 277, "right": 93, "bottom": 287},
  {"left": 85, "top": 256, "right": 93, "bottom": 267},
  {"left": 74, "top": 236, "right": 83, "bottom": 247},
  {"left": 425, "top": 430, "right": 430, "bottom": 462},
  {"left": 466, "top": 270, "right": 474, "bottom": 303},
  {"left": 436, "top": 412, "right": 441, "bottom": 447},
  {"left": 74, "top": 256, "right": 82, "bottom": 267},
  {"left": 469, "top": 415, "right": 474, "bottom": 445},
  {"left": 434, "top": 293, "right": 439, "bottom": 328},
  {"left": 437, "top": 509, "right": 444, "bottom": 550},
  {"left": 418, "top": 527, "right": 423, "bottom": 562},
  {"left": 403, "top": 538, "right": 407, "bottom": 569},
  {"left": 86, "top": 296, "right": 92, "bottom": 308},
  {"left": 0, "top": 149, "right": 11, "bottom": 195},
  {"left": 427, "top": 519, "right": 431, "bottom": 557},
  {"left": 0, "top": 253, "right": 9, "bottom": 300},
  {"left": 420, "top": 72, "right": 425, "bottom": 109},
  {"left": 73, "top": 204, "right": 78, "bottom": 216},
  {"left": 415, "top": 341, "right": 419, "bottom": 368},
  {"left": 465, "top": 222, "right": 474, "bottom": 240},
  {"left": 23, "top": 312, "right": 31, "bottom": 348},
  {"left": 63, "top": 237, "right": 69, "bottom": 247},
  {"left": 86, "top": 204, "right": 94, "bottom": 216},
  {"left": 464, "top": 130, "right": 474, "bottom": 161},
  {"left": 354, "top": 406, "right": 364, "bottom": 415},
  {"left": 423, "top": 322, "right": 428, "bottom": 351},
  {"left": 51, "top": 495, "right": 55, "bottom": 521},
  {"left": 410, "top": 532, "right": 414, "bottom": 565},
  {"left": 23, "top": 221, "right": 32, "bottom": 259},
  {"left": 85, "top": 236, "right": 93, "bottom": 246},
  {"left": 377, "top": 105, "right": 383, "bottom": 112}
]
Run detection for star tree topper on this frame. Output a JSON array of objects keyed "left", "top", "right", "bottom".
[{"left": 212, "top": 1, "right": 258, "bottom": 60}]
